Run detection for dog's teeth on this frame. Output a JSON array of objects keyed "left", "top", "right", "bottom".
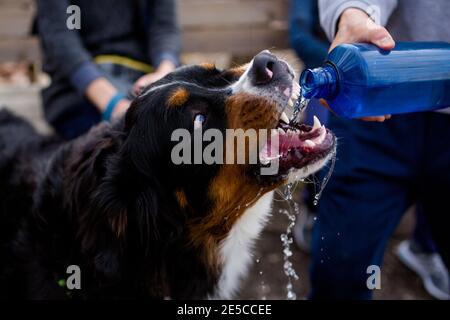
[
  {"left": 271, "top": 129, "right": 279, "bottom": 137},
  {"left": 291, "top": 90, "right": 299, "bottom": 98},
  {"left": 288, "top": 99, "right": 294, "bottom": 107},
  {"left": 313, "top": 116, "right": 321, "bottom": 131},
  {"left": 280, "top": 112, "right": 289, "bottom": 124},
  {"left": 305, "top": 140, "right": 316, "bottom": 148}
]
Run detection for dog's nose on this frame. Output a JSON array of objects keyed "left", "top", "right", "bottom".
[{"left": 251, "top": 51, "right": 279, "bottom": 85}]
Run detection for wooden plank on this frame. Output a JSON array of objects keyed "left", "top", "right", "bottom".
[
  {"left": 179, "top": 0, "right": 289, "bottom": 28},
  {"left": 179, "top": 0, "right": 289, "bottom": 54},
  {"left": 182, "top": 28, "right": 289, "bottom": 55},
  {"left": 0, "top": 0, "right": 34, "bottom": 7},
  {"left": 0, "top": 7, "right": 34, "bottom": 37},
  {"left": 0, "top": 37, "right": 41, "bottom": 62},
  {"left": 0, "top": 0, "right": 35, "bottom": 37},
  {"left": 0, "top": 0, "right": 289, "bottom": 61}
]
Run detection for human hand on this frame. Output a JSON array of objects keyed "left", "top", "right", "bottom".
[
  {"left": 330, "top": 8, "right": 395, "bottom": 52},
  {"left": 85, "top": 78, "right": 131, "bottom": 120},
  {"left": 111, "top": 98, "right": 131, "bottom": 119},
  {"left": 133, "top": 60, "right": 176, "bottom": 94},
  {"left": 328, "top": 8, "right": 396, "bottom": 122}
]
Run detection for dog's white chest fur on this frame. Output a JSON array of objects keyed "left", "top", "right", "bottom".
[{"left": 212, "top": 191, "right": 274, "bottom": 299}]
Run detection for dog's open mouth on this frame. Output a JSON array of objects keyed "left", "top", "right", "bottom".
[
  {"left": 259, "top": 84, "right": 336, "bottom": 177},
  {"left": 228, "top": 50, "right": 336, "bottom": 179}
]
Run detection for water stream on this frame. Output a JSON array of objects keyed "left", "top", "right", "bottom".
[{"left": 276, "top": 86, "right": 337, "bottom": 300}]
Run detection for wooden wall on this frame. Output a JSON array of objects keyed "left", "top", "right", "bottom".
[
  {"left": 179, "top": 0, "right": 289, "bottom": 55},
  {"left": 0, "top": 0, "right": 290, "bottom": 62}
]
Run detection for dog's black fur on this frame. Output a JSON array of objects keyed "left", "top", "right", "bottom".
[
  {"left": 0, "top": 115, "right": 214, "bottom": 299},
  {"left": 0, "top": 56, "right": 335, "bottom": 299},
  {"left": 0, "top": 66, "right": 232, "bottom": 299}
]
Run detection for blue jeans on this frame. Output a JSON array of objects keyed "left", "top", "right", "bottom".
[{"left": 309, "top": 112, "right": 450, "bottom": 299}]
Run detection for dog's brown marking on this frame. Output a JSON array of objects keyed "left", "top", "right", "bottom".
[
  {"left": 200, "top": 62, "right": 216, "bottom": 70},
  {"left": 228, "top": 63, "right": 251, "bottom": 77},
  {"left": 226, "top": 92, "right": 280, "bottom": 131},
  {"left": 189, "top": 165, "right": 268, "bottom": 267},
  {"left": 175, "top": 189, "right": 188, "bottom": 209},
  {"left": 167, "top": 87, "right": 190, "bottom": 107},
  {"left": 109, "top": 210, "right": 128, "bottom": 238},
  {"left": 188, "top": 92, "right": 283, "bottom": 268}
]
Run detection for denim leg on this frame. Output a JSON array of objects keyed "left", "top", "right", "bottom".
[
  {"left": 412, "top": 203, "right": 438, "bottom": 254},
  {"left": 309, "top": 114, "right": 422, "bottom": 299},
  {"left": 53, "top": 99, "right": 101, "bottom": 140},
  {"left": 421, "top": 112, "right": 450, "bottom": 272}
]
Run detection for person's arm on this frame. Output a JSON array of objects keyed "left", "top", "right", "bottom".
[
  {"left": 134, "top": 0, "right": 181, "bottom": 92},
  {"left": 318, "top": 0, "right": 397, "bottom": 121},
  {"left": 289, "top": 0, "right": 329, "bottom": 69},
  {"left": 36, "top": 0, "right": 129, "bottom": 118},
  {"left": 319, "top": 0, "right": 398, "bottom": 43},
  {"left": 147, "top": 0, "right": 181, "bottom": 68}
]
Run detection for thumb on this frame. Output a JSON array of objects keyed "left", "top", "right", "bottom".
[{"left": 369, "top": 25, "right": 395, "bottom": 50}]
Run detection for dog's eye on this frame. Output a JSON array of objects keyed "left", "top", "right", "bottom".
[{"left": 194, "top": 114, "right": 206, "bottom": 129}]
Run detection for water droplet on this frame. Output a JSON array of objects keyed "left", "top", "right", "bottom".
[
  {"left": 290, "top": 86, "right": 310, "bottom": 125},
  {"left": 283, "top": 248, "right": 293, "bottom": 257},
  {"left": 278, "top": 195, "right": 300, "bottom": 300},
  {"left": 312, "top": 149, "right": 337, "bottom": 206}
]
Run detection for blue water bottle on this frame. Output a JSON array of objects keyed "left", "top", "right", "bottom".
[{"left": 300, "top": 42, "right": 450, "bottom": 118}]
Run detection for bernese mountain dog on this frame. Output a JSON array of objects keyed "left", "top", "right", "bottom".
[{"left": 0, "top": 51, "right": 335, "bottom": 299}]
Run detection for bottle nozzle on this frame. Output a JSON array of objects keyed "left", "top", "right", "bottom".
[{"left": 300, "top": 65, "right": 337, "bottom": 100}]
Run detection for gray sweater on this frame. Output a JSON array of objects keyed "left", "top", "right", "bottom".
[
  {"left": 318, "top": 0, "right": 450, "bottom": 113},
  {"left": 319, "top": 0, "right": 450, "bottom": 43},
  {"left": 36, "top": 0, "right": 181, "bottom": 126}
]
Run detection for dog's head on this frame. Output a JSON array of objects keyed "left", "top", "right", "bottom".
[
  {"left": 123, "top": 50, "right": 335, "bottom": 246},
  {"left": 70, "top": 51, "right": 336, "bottom": 298}
]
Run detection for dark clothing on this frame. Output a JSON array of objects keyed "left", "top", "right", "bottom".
[
  {"left": 413, "top": 205, "right": 438, "bottom": 254},
  {"left": 36, "top": 0, "right": 180, "bottom": 135},
  {"left": 310, "top": 113, "right": 450, "bottom": 299},
  {"left": 289, "top": 0, "right": 329, "bottom": 69}
]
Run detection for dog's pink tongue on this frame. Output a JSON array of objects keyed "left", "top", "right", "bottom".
[{"left": 259, "top": 116, "right": 328, "bottom": 164}]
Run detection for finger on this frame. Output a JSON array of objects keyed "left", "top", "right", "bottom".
[
  {"left": 360, "top": 116, "right": 388, "bottom": 122},
  {"left": 369, "top": 25, "right": 395, "bottom": 50},
  {"left": 133, "top": 83, "right": 143, "bottom": 94}
]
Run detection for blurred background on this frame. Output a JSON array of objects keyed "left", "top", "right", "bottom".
[{"left": 0, "top": 0, "right": 431, "bottom": 299}]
